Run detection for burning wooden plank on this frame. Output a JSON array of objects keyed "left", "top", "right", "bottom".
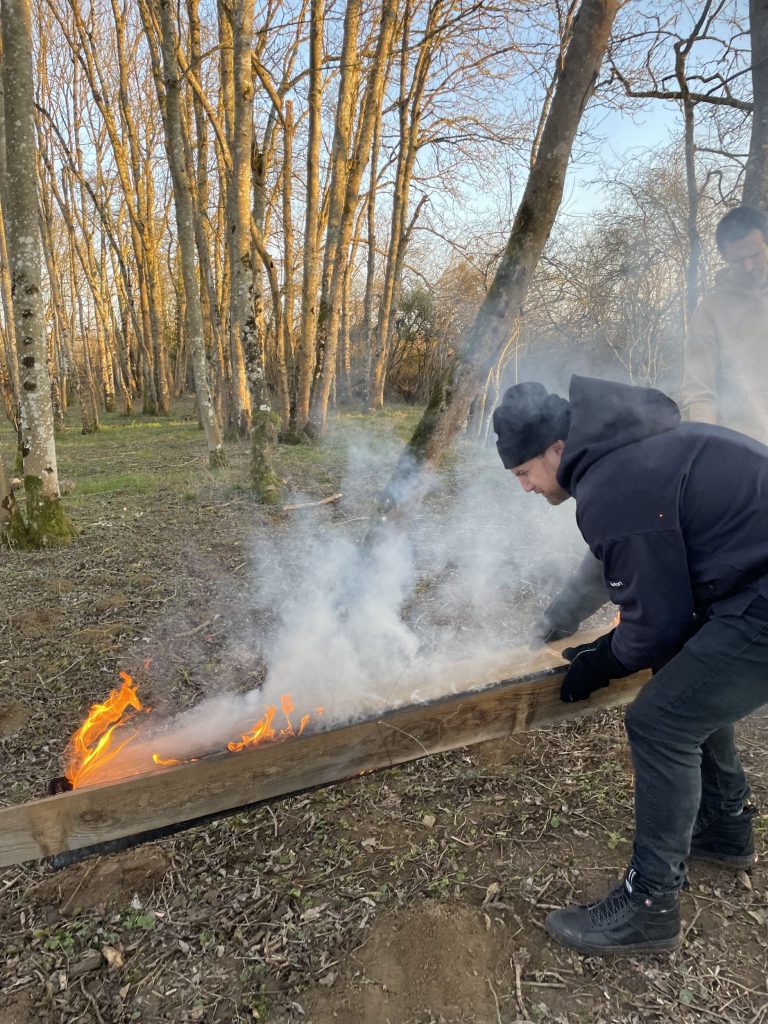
[{"left": 0, "top": 630, "right": 648, "bottom": 869}]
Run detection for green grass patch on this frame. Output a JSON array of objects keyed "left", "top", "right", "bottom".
[{"left": 73, "top": 471, "right": 159, "bottom": 496}]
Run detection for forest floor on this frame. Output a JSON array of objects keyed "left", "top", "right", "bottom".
[{"left": 0, "top": 400, "right": 767, "bottom": 1024}]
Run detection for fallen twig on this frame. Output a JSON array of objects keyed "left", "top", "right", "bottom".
[{"left": 282, "top": 492, "right": 342, "bottom": 512}]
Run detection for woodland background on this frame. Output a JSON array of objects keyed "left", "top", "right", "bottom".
[
  {"left": 0, "top": 0, "right": 766, "bottom": 545},
  {"left": 1, "top": 2, "right": 768, "bottom": 1022}
]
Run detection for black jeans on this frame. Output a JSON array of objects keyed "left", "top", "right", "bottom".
[{"left": 624, "top": 603, "right": 768, "bottom": 895}]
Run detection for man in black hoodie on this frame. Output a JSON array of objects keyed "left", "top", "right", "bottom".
[{"left": 493, "top": 375, "right": 768, "bottom": 954}]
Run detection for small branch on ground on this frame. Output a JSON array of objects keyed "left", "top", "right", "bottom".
[{"left": 282, "top": 492, "right": 342, "bottom": 512}]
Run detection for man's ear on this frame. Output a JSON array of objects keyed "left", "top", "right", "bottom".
[{"left": 549, "top": 439, "right": 566, "bottom": 457}]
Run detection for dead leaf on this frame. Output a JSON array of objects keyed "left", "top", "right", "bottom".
[
  {"left": 102, "top": 945, "right": 125, "bottom": 970},
  {"left": 483, "top": 881, "right": 501, "bottom": 905}
]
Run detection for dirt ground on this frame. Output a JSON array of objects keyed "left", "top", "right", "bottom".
[{"left": 1, "top": 403, "right": 767, "bottom": 1024}]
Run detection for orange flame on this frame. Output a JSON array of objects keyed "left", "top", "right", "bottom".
[
  {"left": 65, "top": 672, "right": 149, "bottom": 788},
  {"left": 228, "top": 698, "right": 324, "bottom": 752},
  {"left": 64, "top": 673, "right": 324, "bottom": 786},
  {"left": 152, "top": 753, "right": 200, "bottom": 767}
]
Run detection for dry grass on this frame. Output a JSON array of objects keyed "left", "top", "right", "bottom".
[{"left": 0, "top": 401, "right": 766, "bottom": 1024}]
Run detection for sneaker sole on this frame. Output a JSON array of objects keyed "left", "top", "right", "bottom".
[
  {"left": 688, "top": 850, "right": 757, "bottom": 871},
  {"left": 544, "top": 922, "right": 681, "bottom": 956}
]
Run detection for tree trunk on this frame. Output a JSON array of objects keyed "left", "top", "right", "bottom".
[
  {"left": 309, "top": 0, "right": 398, "bottom": 433},
  {"left": 361, "top": 116, "right": 382, "bottom": 405},
  {"left": 0, "top": 40, "right": 19, "bottom": 433},
  {"left": 230, "top": 0, "right": 280, "bottom": 501},
  {"left": 279, "top": 99, "right": 296, "bottom": 432},
  {"left": 0, "top": 0, "right": 73, "bottom": 545},
  {"left": 152, "top": 0, "right": 226, "bottom": 468},
  {"left": 311, "top": 0, "right": 362, "bottom": 409},
  {"left": 375, "top": 0, "right": 620, "bottom": 518},
  {"left": 743, "top": 0, "right": 768, "bottom": 208},
  {"left": 295, "top": 0, "right": 324, "bottom": 429}
]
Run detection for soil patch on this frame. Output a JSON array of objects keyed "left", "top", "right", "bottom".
[
  {"left": 0, "top": 701, "right": 31, "bottom": 738},
  {"left": 32, "top": 847, "right": 170, "bottom": 914},
  {"left": 299, "top": 901, "right": 506, "bottom": 1023}
]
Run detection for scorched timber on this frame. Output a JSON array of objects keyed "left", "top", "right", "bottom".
[{"left": 0, "top": 630, "right": 649, "bottom": 868}]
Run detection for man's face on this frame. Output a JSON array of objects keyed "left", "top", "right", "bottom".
[
  {"left": 511, "top": 441, "right": 570, "bottom": 506},
  {"left": 722, "top": 228, "right": 768, "bottom": 288}
]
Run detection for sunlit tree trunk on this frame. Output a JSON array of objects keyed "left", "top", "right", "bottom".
[
  {"left": 151, "top": 0, "right": 226, "bottom": 468},
  {"left": 230, "top": 0, "right": 280, "bottom": 499},
  {"left": 217, "top": 0, "right": 251, "bottom": 435},
  {"left": 311, "top": 0, "right": 362, "bottom": 409},
  {"left": 0, "top": 37, "right": 19, "bottom": 433},
  {"left": 309, "top": 0, "right": 398, "bottom": 432},
  {"left": 295, "top": 0, "right": 323, "bottom": 429},
  {"left": 0, "top": 0, "right": 73, "bottom": 545},
  {"left": 370, "top": 0, "right": 432, "bottom": 409},
  {"left": 374, "top": 0, "right": 620, "bottom": 521},
  {"left": 361, "top": 115, "right": 382, "bottom": 405},
  {"left": 279, "top": 99, "right": 296, "bottom": 431}
]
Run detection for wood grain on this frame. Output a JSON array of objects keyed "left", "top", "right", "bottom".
[{"left": 0, "top": 629, "right": 647, "bottom": 867}]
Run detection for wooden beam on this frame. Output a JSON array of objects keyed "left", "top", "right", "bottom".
[{"left": 0, "top": 631, "right": 648, "bottom": 868}]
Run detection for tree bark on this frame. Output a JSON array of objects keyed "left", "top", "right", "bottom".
[
  {"left": 375, "top": 0, "right": 619, "bottom": 517},
  {"left": 369, "top": 0, "right": 431, "bottom": 409},
  {"left": 151, "top": 0, "right": 226, "bottom": 468},
  {"left": 309, "top": 0, "right": 398, "bottom": 433},
  {"left": 0, "top": 0, "right": 73, "bottom": 545},
  {"left": 229, "top": 0, "right": 280, "bottom": 501},
  {"left": 743, "top": 0, "right": 768, "bottom": 207},
  {"left": 295, "top": 0, "right": 324, "bottom": 429},
  {"left": 0, "top": 37, "right": 19, "bottom": 433},
  {"left": 279, "top": 99, "right": 296, "bottom": 431}
]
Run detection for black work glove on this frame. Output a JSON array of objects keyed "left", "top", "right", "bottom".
[
  {"left": 530, "top": 611, "right": 578, "bottom": 647},
  {"left": 530, "top": 552, "right": 609, "bottom": 649},
  {"left": 560, "top": 631, "right": 631, "bottom": 703}
]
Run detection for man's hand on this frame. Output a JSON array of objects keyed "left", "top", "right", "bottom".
[
  {"left": 529, "top": 552, "right": 609, "bottom": 649},
  {"left": 530, "top": 612, "right": 578, "bottom": 648},
  {"left": 560, "top": 631, "right": 630, "bottom": 703}
]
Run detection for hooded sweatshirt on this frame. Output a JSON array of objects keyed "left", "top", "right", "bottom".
[
  {"left": 558, "top": 376, "right": 768, "bottom": 672},
  {"left": 680, "top": 267, "right": 768, "bottom": 443}
]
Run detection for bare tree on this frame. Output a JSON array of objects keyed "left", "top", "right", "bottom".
[
  {"left": 146, "top": 0, "right": 226, "bottom": 468},
  {"left": 0, "top": 0, "right": 73, "bottom": 545},
  {"left": 743, "top": 0, "right": 768, "bottom": 206},
  {"left": 308, "top": 0, "right": 399, "bottom": 434},
  {"left": 375, "top": 0, "right": 620, "bottom": 518}
]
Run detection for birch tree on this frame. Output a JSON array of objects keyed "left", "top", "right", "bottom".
[
  {"left": 230, "top": 0, "right": 280, "bottom": 501},
  {"left": 0, "top": 0, "right": 73, "bottom": 546}
]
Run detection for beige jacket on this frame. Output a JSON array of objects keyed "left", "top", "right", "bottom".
[{"left": 680, "top": 269, "right": 768, "bottom": 443}]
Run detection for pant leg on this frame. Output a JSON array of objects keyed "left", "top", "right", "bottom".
[
  {"left": 623, "top": 610, "right": 768, "bottom": 895},
  {"left": 699, "top": 725, "right": 752, "bottom": 825}
]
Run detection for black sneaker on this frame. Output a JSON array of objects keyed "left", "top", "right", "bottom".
[
  {"left": 545, "top": 874, "right": 680, "bottom": 955},
  {"left": 689, "top": 802, "right": 758, "bottom": 870}
]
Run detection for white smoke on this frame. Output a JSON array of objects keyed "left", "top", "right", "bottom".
[{"left": 78, "top": 427, "right": 589, "bottom": 785}]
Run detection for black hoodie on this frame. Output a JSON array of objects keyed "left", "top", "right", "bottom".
[{"left": 557, "top": 376, "right": 768, "bottom": 672}]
